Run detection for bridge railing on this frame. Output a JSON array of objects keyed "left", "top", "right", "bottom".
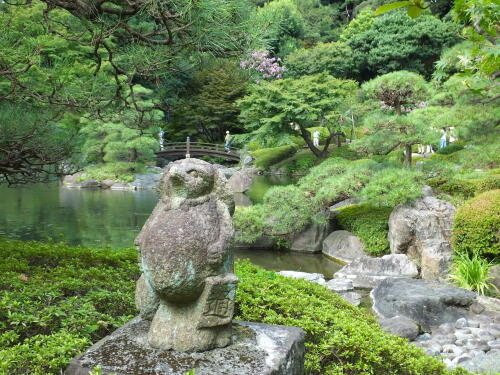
[{"left": 160, "top": 140, "right": 240, "bottom": 155}]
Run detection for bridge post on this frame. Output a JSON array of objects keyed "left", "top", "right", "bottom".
[{"left": 186, "top": 137, "right": 190, "bottom": 159}]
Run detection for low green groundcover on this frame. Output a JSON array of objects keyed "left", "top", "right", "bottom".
[{"left": 0, "top": 240, "right": 469, "bottom": 375}]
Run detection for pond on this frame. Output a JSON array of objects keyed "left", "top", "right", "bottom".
[{"left": 0, "top": 181, "right": 340, "bottom": 277}]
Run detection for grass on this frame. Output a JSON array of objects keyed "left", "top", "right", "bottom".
[{"left": 449, "top": 251, "right": 498, "bottom": 295}]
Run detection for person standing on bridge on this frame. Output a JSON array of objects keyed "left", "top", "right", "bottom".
[{"left": 224, "top": 131, "right": 232, "bottom": 153}]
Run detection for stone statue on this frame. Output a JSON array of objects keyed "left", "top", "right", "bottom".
[{"left": 134, "top": 158, "right": 237, "bottom": 352}]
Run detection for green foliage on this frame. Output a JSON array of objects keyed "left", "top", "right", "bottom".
[
  {"left": 356, "top": 167, "right": 424, "bottom": 206},
  {"left": 233, "top": 205, "right": 267, "bottom": 243},
  {"left": 0, "top": 240, "right": 139, "bottom": 374},
  {"left": 335, "top": 204, "right": 392, "bottom": 256},
  {"left": 80, "top": 162, "right": 151, "bottom": 183},
  {"left": 251, "top": 0, "right": 306, "bottom": 55},
  {"left": 328, "top": 145, "right": 363, "bottom": 160},
  {"left": 238, "top": 72, "right": 358, "bottom": 156},
  {"left": 436, "top": 143, "right": 464, "bottom": 155},
  {"left": 339, "top": 10, "right": 375, "bottom": 41},
  {"left": 284, "top": 42, "right": 358, "bottom": 79},
  {"left": 235, "top": 260, "right": 469, "bottom": 375},
  {"left": 346, "top": 10, "right": 459, "bottom": 80},
  {"left": 168, "top": 60, "right": 248, "bottom": 142},
  {"left": 452, "top": 190, "right": 500, "bottom": 259},
  {"left": 251, "top": 145, "right": 297, "bottom": 170},
  {"left": 449, "top": 250, "right": 498, "bottom": 295}
]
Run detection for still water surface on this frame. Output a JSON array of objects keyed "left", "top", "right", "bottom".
[{"left": 0, "top": 181, "right": 340, "bottom": 276}]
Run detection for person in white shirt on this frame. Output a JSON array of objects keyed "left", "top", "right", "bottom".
[{"left": 313, "top": 130, "right": 320, "bottom": 147}]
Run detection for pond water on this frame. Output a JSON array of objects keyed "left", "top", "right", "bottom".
[{"left": 0, "top": 180, "right": 340, "bottom": 277}]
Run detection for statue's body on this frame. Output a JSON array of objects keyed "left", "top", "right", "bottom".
[{"left": 135, "top": 158, "right": 237, "bottom": 352}]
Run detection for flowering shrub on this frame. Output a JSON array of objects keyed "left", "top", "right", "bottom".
[{"left": 240, "top": 51, "right": 285, "bottom": 82}]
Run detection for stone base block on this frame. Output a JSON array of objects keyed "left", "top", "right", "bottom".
[{"left": 66, "top": 317, "right": 305, "bottom": 375}]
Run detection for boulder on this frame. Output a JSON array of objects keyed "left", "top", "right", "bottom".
[
  {"left": 227, "top": 168, "right": 259, "bottom": 193},
  {"left": 131, "top": 173, "right": 162, "bottom": 189},
  {"left": 79, "top": 179, "right": 100, "bottom": 188},
  {"left": 328, "top": 198, "right": 358, "bottom": 218},
  {"left": 326, "top": 278, "right": 353, "bottom": 292},
  {"left": 322, "top": 230, "right": 367, "bottom": 263},
  {"left": 289, "top": 221, "right": 330, "bottom": 253},
  {"left": 489, "top": 265, "right": 500, "bottom": 293},
  {"left": 109, "top": 183, "right": 134, "bottom": 191},
  {"left": 100, "top": 179, "right": 116, "bottom": 189},
  {"left": 334, "top": 254, "right": 418, "bottom": 288},
  {"left": 337, "top": 291, "right": 361, "bottom": 307},
  {"left": 371, "top": 277, "right": 477, "bottom": 331},
  {"left": 233, "top": 193, "right": 253, "bottom": 207},
  {"left": 379, "top": 316, "right": 419, "bottom": 340},
  {"left": 278, "top": 271, "right": 325, "bottom": 285},
  {"left": 66, "top": 317, "right": 305, "bottom": 375},
  {"left": 62, "top": 172, "right": 84, "bottom": 187},
  {"left": 388, "top": 196, "right": 456, "bottom": 281},
  {"left": 234, "top": 233, "right": 276, "bottom": 249}
]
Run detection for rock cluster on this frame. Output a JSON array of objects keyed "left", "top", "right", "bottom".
[{"left": 412, "top": 316, "right": 500, "bottom": 373}]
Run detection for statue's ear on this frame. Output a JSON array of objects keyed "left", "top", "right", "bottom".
[{"left": 213, "top": 169, "right": 235, "bottom": 216}]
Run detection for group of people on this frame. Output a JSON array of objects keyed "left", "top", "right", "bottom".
[{"left": 418, "top": 127, "right": 457, "bottom": 154}]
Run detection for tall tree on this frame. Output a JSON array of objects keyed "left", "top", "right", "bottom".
[
  {"left": 351, "top": 70, "right": 431, "bottom": 167},
  {"left": 238, "top": 72, "right": 358, "bottom": 157}
]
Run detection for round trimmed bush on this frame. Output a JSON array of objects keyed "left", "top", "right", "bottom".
[{"left": 452, "top": 189, "right": 500, "bottom": 259}]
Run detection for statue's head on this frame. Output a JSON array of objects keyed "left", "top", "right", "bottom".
[
  {"left": 160, "top": 159, "right": 215, "bottom": 199},
  {"left": 158, "top": 159, "right": 234, "bottom": 213}
]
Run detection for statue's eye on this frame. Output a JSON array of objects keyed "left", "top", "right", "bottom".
[{"left": 188, "top": 170, "right": 199, "bottom": 177}]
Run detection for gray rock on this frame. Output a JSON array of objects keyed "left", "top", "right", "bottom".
[
  {"left": 456, "top": 318, "right": 468, "bottom": 329},
  {"left": 337, "top": 291, "right": 362, "bottom": 307},
  {"left": 66, "top": 318, "right": 305, "bottom": 375},
  {"left": 487, "top": 339, "right": 500, "bottom": 350},
  {"left": 233, "top": 193, "right": 253, "bottom": 207},
  {"left": 388, "top": 196, "right": 455, "bottom": 281},
  {"left": 322, "top": 230, "right": 367, "bottom": 263},
  {"left": 289, "top": 221, "right": 330, "bottom": 253},
  {"left": 227, "top": 168, "right": 259, "bottom": 193},
  {"left": 100, "top": 179, "right": 115, "bottom": 189},
  {"left": 459, "top": 350, "right": 500, "bottom": 374},
  {"left": 278, "top": 271, "right": 325, "bottom": 285},
  {"left": 422, "top": 185, "right": 434, "bottom": 197},
  {"left": 79, "top": 179, "right": 100, "bottom": 188},
  {"left": 379, "top": 316, "right": 419, "bottom": 340},
  {"left": 326, "top": 278, "right": 353, "bottom": 292},
  {"left": 489, "top": 265, "right": 500, "bottom": 292},
  {"left": 234, "top": 233, "right": 276, "bottom": 249},
  {"left": 135, "top": 158, "right": 236, "bottom": 352},
  {"left": 335, "top": 254, "right": 418, "bottom": 288},
  {"left": 109, "top": 183, "right": 134, "bottom": 190},
  {"left": 371, "top": 277, "right": 476, "bottom": 331},
  {"left": 131, "top": 172, "right": 162, "bottom": 189},
  {"left": 416, "top": 333, "right": 432, "bottom": 342}
]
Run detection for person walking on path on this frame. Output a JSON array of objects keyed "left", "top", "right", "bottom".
[
  {"left": 439, "top": 128, "right": 447, "bottom": 149},
  {"left": 313, "top": 129, "right": 320, "bottom": 148},
  {"left": 224, "top": 131, "right": 232, "bottom": 152}
]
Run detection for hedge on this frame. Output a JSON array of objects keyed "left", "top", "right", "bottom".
[
  {"left": 452, "top": 189, "right": 500, "bottom": 259},
  {"left": 0, "top": 240, "right": 470, "bottom": 375},
  {"left": 251, "top": 145, "right": 297, "bottom": 170}
]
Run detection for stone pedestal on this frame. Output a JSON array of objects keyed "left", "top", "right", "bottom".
[{"left": 66, "top": 317, "right": 305, "bottom": 375}]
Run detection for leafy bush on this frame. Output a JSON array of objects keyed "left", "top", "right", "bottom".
[
  {"left": 251, "top": 145, "right": 297, "bottom": 170},
  {"left": 335, "top": 204, "right": 392, "bottom": 256},
  {"left": 0, "top": 240, "right": 139, "bottom": 374},
  {"left": 449, "top": 250, "right": 498, "bottom": 295},
  {"left": 455, "top": 144, "right": 500, "bottom": 170},
  {"left": 452, "top": 190, "right": 500, "bottom": 259},
  {"left": 436, "top": 143, "right": 464, "bottom": 155},
  {"left": 429, "top": 175, "right": 500, "bottom": 200},
  {"left": 328, "top": 145, "right": 363, "bottom": 160},
  {"left": 80, "top": 162, "right": 150, "bottom": 183},
  {"left": 236, "top": 260, "right": 469, "bottom": 375}
]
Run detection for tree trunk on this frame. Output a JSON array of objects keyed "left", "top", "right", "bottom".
[
  {"left": 404, "top": 144, "right": 412, "bottom": 168},
  {"left": 298, "top": 125, "right": 323, "bottom": 157}
]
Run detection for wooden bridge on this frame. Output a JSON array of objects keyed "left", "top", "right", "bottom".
[{"left": 156, "top": 140, "right": 241, "bottom": 162}]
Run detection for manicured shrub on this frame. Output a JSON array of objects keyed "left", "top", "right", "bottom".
[
  {"left": 328, "top": 145, "right": 363, "bottom": 160},
  {"left": 80, "top": 161, "right": 150, "bottom": 183},
  {"left": 335, "top": 204, "right": 392, "bottom": 256},
  {"left": 251, "top": 145, "right": 297, "bottom": 170},
  {"left": 0, "top": 240, "right": 139, "bottom": 374},
  {"left": 436, "top": 143, "right": 464, "bottom": 155},
  {"left": 452, "top": 190, "right": 500, "bottom": 259},
  {"left": 236, "top": 260, "right": 469, "bottom": 375}
]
